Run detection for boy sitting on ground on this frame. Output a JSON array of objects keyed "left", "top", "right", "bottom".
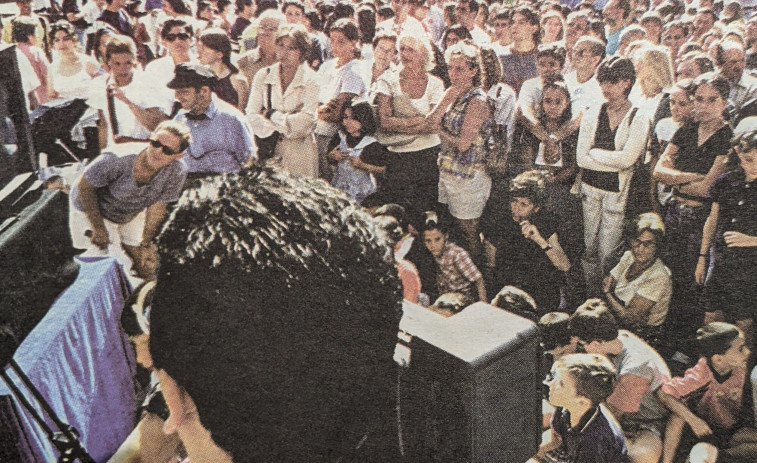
[
  {"left": 528, "top": 353, "right": 628, "bottom": 463},
  {"left": 658, "top": 322, "right": 755, "bottom": 463}
]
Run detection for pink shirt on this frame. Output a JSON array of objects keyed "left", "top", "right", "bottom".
[{"left": 662, "top": 357, "right": 745, "bottom": 431}]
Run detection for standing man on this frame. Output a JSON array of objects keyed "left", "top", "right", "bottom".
[
  {"left": 168, "top": 63, "right": 256, "bottom": 175},
  {"left": 69, "top": 121, "right": 190, "bottom": 278},
  {"left": 604, "top": 0, "right": 630, "bottom": 56},
  {"left": 565, "top": 36, "right": 606, "bottom": 116},
  {"left": 717, "top": 41, "right": 757, "bottom": 111},
  {"left": 454, "top": 0, "right": 490, "bottom": 47},
  {"left": 92, "top": 35, "right": 171, "bottom": 145}
]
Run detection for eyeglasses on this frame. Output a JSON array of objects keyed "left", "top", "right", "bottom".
[
  {"left": 165, "top": 33, "right": 191, "bottom": 42},
  {"left": 150, "top": 138, "right": 179, "bottom": 155},
  {"left": 664, "top": 34, "right": 684, "bottom": 41},
  {"left": 694, "top": 95, "right": 722, "bottom": 104}
]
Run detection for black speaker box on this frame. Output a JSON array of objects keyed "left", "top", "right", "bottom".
[{"left": 398, "top": 302, "right": 542, "bottom": 462}]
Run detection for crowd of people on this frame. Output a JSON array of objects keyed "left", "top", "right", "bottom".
[{"left": 5, "top": 0, "right": 757, "bottom": 460}]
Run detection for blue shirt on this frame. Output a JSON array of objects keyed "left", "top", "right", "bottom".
[
  {"left": 174, "top": 96, "right": 257, "bottom": 174},
  {"left": 551, "top": 405, "right": 629, "bottom": 463},
  {"left": 606, "top": 28, "right": 623, "bottom": 56}
]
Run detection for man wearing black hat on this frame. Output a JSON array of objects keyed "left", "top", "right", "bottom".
[{"left": 168, "top": 63, "right": 256, "bottom": 174}]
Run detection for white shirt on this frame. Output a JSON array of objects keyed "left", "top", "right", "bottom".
[
  {"left": 565, "top": 72, "right": 605, "bottom": 115},
  {"left": 610, "top": 251, "right": 672, "bottom": 326}
]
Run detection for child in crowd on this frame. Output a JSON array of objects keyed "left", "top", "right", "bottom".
[
  {"left": 328, "top": 100, "right": 390, "bottom": 205},
  {"left": 422, "top": 212, "right": 486, "bottom": 303},
  {"left": 659, "top": 322, "right": 755, "bottom": 463},
  {"left": 529, "top": 353, "right": 629, "bottom": 463},
  {"left": 569, "top": 299, "right": 671, "bottom": 463}
]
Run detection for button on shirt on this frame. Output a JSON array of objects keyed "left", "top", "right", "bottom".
[{"left": 174, "top": 96, "right": 257, "bottom": 174}]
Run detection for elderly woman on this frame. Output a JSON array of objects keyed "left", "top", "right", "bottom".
[
  {"left": 247, "top": 24, "right": 319, "bottom": 178},
  {"left": 603, "top": 212, "right": 672, "bottom": 345},
  {"left": 481, "top": 170, "right": 571, "bottom": 314},
  {"left": 374, "top": 32, "right": 445, "bottom": 226},
  {"left": 237, "top": 10, "right": 285, "bottom": 88}
]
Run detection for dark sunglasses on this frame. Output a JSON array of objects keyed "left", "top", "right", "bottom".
[
  {"left": 150, "top": 138, "right": 179, "bottom": 155},
  {"left": 165, "top": 32, "right": 191, "bottom": 42}
]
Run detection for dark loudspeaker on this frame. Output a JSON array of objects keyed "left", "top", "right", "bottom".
[
  {"left": 0, "top": 44, "right": 35, "bottom": 186},
  {"left": 398, "top": 301, "right": 541, "bottom": 462}
]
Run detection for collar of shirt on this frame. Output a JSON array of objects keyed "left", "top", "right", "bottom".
[{"left": 181, "top": 95, "right": 219, "bottom": 121}]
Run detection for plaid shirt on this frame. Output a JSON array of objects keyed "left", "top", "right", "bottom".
[{"left": 435, "top": 242, "right": 482, "bottom": 298}]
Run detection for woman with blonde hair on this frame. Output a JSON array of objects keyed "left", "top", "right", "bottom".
[
  {"left": 247, "top": 23, "right": 319, "bottom": 178},
  {"left": 374, "top": 32, "right": 445, "bottom": 226}
]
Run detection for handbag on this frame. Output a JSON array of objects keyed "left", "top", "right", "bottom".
[{"left": 254, "top": 69, "right": 281, "bottom": 162}]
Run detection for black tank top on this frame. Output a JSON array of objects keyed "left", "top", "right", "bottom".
[{"left": 214, "top": 74, "right": 239, "bottom": 108}]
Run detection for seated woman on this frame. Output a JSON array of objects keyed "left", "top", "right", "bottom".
[
  {"left": 603, "top": 212, "right": 672, "bottom": 347},
  {"left": 481, "top": 170, "right": 571, "bottom": 314}
]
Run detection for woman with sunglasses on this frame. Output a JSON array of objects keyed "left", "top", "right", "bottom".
[
  {"left": 696, "top": 125, "right": 757, "bottom": 340},
  {"left": 69, "top": 121, "right": 190, "bottom": 279},
  {"left": 144, "top": 19, "right": 196, "bottom": 93}
]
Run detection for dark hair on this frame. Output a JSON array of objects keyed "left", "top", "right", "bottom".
[
  {"left": 696, "top": 322, "right": 741, "bottom": 358},
  {"left": 235, "top": 0, "right": 253, "bottom": 14},
  {"left": 196, "top": 1, "right": 214, "bottom": 19},
  {"left": 121, "top": 281, "right": 155, "bottom": 337},
  {"left": 640, "top": 11, "right": 663, "bottom": 27},
  {"left": 305, "top": 8, "right": 323, "bottom": 31},
  {"left": 539, "top": 312, "right": 571, "bottom": 351},
  {"left": 696, "top": 8, "right": 717, "bottom": 24},
  {"left": 513, "top": 5, "right": 541, "bottom": 45},
  {"left": 341, "top": 100, "right": 377, "bottom": 136},
  {"left": 357, "top": 6, "right": 376, "bottom": 44},
  {"left": 693, "top": 71, "right": 730, "bottom": 101},
  {"left": 421, "top": 210, "right": 449, "bottom": 235},
  {"left": 509, "top": 170, "right": 549, "bottom": 208},
  {"left": 588, "top": 18, "right": 606, "bottom": 43},
  {"left": 372, "top": 203, "right": 407, "bottom": 232},
  {"left": 105, "top": 34, "right": 137, "bottom": 61},
  {"left": 90, "top": 26, "right": 115, "bottom": 60},
  {"left": 433, "top": 292, "right": 473, "bottom": 312},
  {"left": 199, "top": 28, "right": 239, "bottom": 74},
  {"left": 492, "top": 286, "right": 538, "bottom": 318},
  {"left": 149, "top": 167, "right": 402, "bottom": 461},
  {"left": 11, "top": 16, "right": 37, "bottom": 43},
  {"left": 569, "top": 299, "right": 619, "bottom": 343},
  {"left": 537, "top": 42, "right": 567, "bottom": 67},
  {"left": 662, "top": 20, "right": 687, "bottom": 38},
  {"left": 540, "top": 79, "right": 572, "bottom": 125},
  {"left": 479, "top": 45, "right": 502, "bottom": 91},
  {"left": 165, "top": 0, "right": 192, "bottom": 15},
  {"left": 575, "top": 36, "right": 606, "bottom": 62},
  {"left": 373, "top": 214, "right": 403, "bottom": 243},
  {"left": 377, "top": 5, "right": 395, "bottom": 21},
  {"left": 679, "top": 51, "right": 715, "bottom": 74},
  {"left": 282, "top": 0, "right": 305, "bottom": 14},
  {"left": 442, "top": 24, "right": 473, "bottom": 49},
  {"left": 161, "top": 18, "right": 193, "bottom": 38},
  {"left": 327, "top": 17, "right": 360, "bottom": 41},
  {"left": 596, "top": 56, "right": 636, "bottom": 98},
  {"left": 372, "top": 31, "right": 397, "bottom": 49},
  {"left": 554, "top": 353, "right": 618, "bottom": 406},
  {"left": 333, "top": 0, "right": 356, "bottom": 20},
  {"left": 49, "top": 20, "right": 75, "bottom": 48}
]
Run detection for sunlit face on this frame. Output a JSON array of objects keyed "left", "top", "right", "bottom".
[
  {"left": 662, "top": 26, "right": 686, "bottom": 56},
  {"left": 275, "top": 36, "right": 303, "bottom": 67},
  {"left": 669, "top": 88, "right": 693, "bottom": 123},
  {"left": 571, "top": 41, "right": 600, "bottom": 71},
  {"left": 693, "top": 83, "right": 727, "bottom": 123},
  {"left": 107, "top": 52, "right": 136, "bottom": 84},
  {"left": 543, "top": 16, "right": 563, "bottom": 42},
  {"left": 641, "top": 21, "right": 662, "bottom": 43},
  {"left": 174, "top": 87, "right": 207, "bottom": 113},
  {"left": 257, "top": 18, "right": 282, "bottom": 47},
  {"left": 329, "top": 30, "right": 356, "bottom": 62},
  {"left": 373, "top": 38, "right": 397, "bottom": 66},
  {"left": 511, "top": 12, "right": 538, "bottom": 44},
  {"left": 599, "top": 78, "right": 631, "bottom": 103},
  {"left": 53, "top": 30, "right": 76, "bottom": 53},
  {"left": 283, "top": 4, "right": 305, "bottom": 24},
  {"left": 737, "top": 147, "right": 757, "bottom": 180},
  {"left": 196, "top": 40, "right": 222, "bottom": 65},
  {"left": 537, "top": 55, "right": 562, "bottom": 81},
  {"left": 720, "top": 47, "right": 745, "bottom": 82},
  {"left": 565, "top": 17, "right": 589, "bottom": 47},
  {"left": 164, "top": 26, "right": 192, "bottom": 55},
  {"left": 146, "top": 129, "right": 185, "bottom": 170},
  {"left": 492, "top": 18, "right": 511, "bottom": 42},
  {"left": 630, "top": 230, "right": 658, "bottom": 267},
  {"left": 541, "top": 86, "right": 569, "bottom": 121},
  {"left": 510, "top": 196, "right": 537, "bottom": 222},
  {"left": 423, "top": 229, "right": 447, "bottom": 258},
  {"left": 399, "top": 38, "right": 426, "bottom": 69},
  {"left": 545, "top": 367, "right": 579, "bottom": 409},
  {"left": 447, "top": 55, "right": 477, "bottom": 87},
  {"left": 455, "top": 1, "right": 476, "bottom": 29},
  {"left": 341, "top": 107, "right": 362, "bottom": 136}
]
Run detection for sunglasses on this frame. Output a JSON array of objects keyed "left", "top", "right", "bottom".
[
  {"left": 165, "top": 33, "right": 191, "bottom": 42},
  {"left": 150, "top": 138, "right": 179, "bottom": 155}
]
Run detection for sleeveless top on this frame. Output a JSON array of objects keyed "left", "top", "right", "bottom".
[
  {"left": 438, "top": 87, "right": 491, "bottom": 179},
  {"left": 583, "top": 103, "right": 623, "bottom": 192},
  {"left": 50, "top": 57, "right": 92, "bottom": 100},
  {"left": 214, "top": 73, "right": 239, "bottom": 108},
  {"left": 331, "top": 132, "right": 378, "bottom": 205}
]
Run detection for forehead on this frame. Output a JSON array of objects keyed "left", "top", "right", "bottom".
[
  {"left": 155, "top": 129, "right": 182, "bottom": 148},
  {"left": 168, "top": 26, "right": 188, "bottom": 35},
  {"left": 110, "top": 52, "right": 135, "bottom": 61}
]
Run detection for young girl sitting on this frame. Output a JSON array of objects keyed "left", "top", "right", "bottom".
[
  {"left": 422, "top": 212, "right": 487, "bottom": 303},
  {"left": 328, "top": 100, "right": 390, "bottom": 205}
]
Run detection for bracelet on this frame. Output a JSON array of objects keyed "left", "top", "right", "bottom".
[{"left": 542, "top": 244, "right": 553, "bottom": 252}]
